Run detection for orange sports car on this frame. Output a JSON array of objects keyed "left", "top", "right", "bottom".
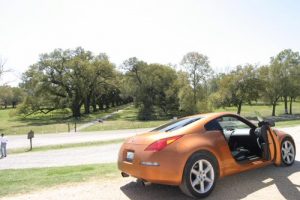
[{"left": 118, "top": 112, "right": 296, "bottom": 198}]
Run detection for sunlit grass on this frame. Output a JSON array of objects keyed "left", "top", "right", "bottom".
[{"left": 0, "top": 163, "right": 118, "bottom": 197}]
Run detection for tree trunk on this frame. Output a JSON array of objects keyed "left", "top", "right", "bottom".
[
  {"left": 284, "top": 96, "right": 288, "bottom": 114},
  {"left": 98, "top": 102, "right": 104, "bottom": 110},
  {"left": 84, "top": 97, "right": 91, "bottom": 114},
  {"left": 289, "top": 97, "right": 293, "bottom": 115},
  {"left": 237, "top": 101, "right": 242, "bottom": 115},
  {"left": 272, "top": 102, "right": 276, "bottom": 116},
  {"left": 72, "top": 104, "right": 81, "bottom": 118}
]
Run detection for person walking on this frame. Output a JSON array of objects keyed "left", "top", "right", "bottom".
[{"left": 0, "top": 134, "right": 8, "bottom": 158}]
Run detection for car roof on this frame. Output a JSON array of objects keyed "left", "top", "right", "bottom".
[{"left": 186, "top": 112, "right": 237, "bottom": 119}]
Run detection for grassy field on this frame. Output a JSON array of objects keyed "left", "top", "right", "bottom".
[
  {"left": 215, "top": 101, "right": 300, "bottom": 118},
  {"left": 275, "top": 119, "right": 300, "bottom": 128},
  {"left": 8, "top": 138, "right": 124, "bottom": 154},
  {"left": 0, "top": 104, "right": 129, "bottom": 135},
  {"left": 82, "top": 102, "right": 300, "bottom": 131},
  {"left": 1, "top": 102, "right": 300, "bottom": 135},
  {"left": 0, "top": 163, "right": 119, "bottom": 197},
  {"left": 82, "top": 106, "right": 170, "bottom": 131}
]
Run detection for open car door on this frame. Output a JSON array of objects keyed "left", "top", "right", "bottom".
[{"left": 256, "top": 123, "right": 276, "bottom": 161}]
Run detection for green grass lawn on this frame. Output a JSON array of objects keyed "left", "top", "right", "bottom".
[
  {"left": 1, "top": 102, "right": 300, "bottom": 135},
  {"left": 0, "top": 104, "right": 130, "bottom": 135},
  {"left": 82, "top": 106, "right": 170, "bottom": 131},
  {"left": 8, "top": 138, "right": 124, "bottom": 154},
  {"left": 215, "top": 101, "right": 300, "bottom": 118},
  {"left": 0, "top": 163, "right": 119, "bottom": 197},
  {"left": 275, "top": 119, "right": 300, "bottom": 128}
]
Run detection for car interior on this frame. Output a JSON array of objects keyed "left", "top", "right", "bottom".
[{"left": 205, "top": 116, "right": 271, "bottom": 163}]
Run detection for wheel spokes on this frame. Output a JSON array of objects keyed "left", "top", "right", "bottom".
[
  {"left": 205, "top": 177, "right": 213, "bottom": 183},
  {"left": 282, "top": 141, "right": 295, "bottom": 164},
  {"left": 190, "top": 159, "right": 215, "bottom": 194},
  {"left": 198, "top": 160, "right": 203, "bottom": 171},
  {"left": 200, "top": 181, "right": 205, "bottom": 193}
]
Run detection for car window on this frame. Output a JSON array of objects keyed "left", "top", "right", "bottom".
[
  {"left": 151, "top": 116, "right": 203, "bottom": 132},
  {"left": 204, "top": 119, "right": 223, "bottom": 131},
  {"left": 218, "top": 116, "right": 250, "bottom": 130}
]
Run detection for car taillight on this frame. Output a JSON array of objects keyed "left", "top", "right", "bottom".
[{"left": 145, "top": 135, "right": 183, "bottom": 151}]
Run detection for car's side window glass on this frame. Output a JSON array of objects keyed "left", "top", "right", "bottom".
[
  {"left": 205, "top": 119, "right": 223, "bottom": 131},
  {"left": 218, "top": 116, "right": 250, "bottom": 130}
]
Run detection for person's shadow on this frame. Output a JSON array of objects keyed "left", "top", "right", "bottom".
[{"left": 120, "top": 161, "right": 300, "bottom": 200}]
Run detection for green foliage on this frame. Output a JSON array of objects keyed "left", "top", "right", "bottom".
[
  {"left": 181, "top": 52, "right": 213, "bottom": 107},
  {"left": 210, "top": 65, "right": 263, "bottom": 114},
  {"left": 123, "top": 58, "right": 180, "bottom": 120},
  {"left": 0, "top": 86, "right": 24, "bottom": 108},
  {"left": 20, "top": 47, "right": 129, "bottom": 118}
]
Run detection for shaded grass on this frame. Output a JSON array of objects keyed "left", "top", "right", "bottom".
[
  {"left": 8, "top": 139, "right": 124, "bottom": 154},
  {"left": 0, "top": 163, "right": 119, "bottom": 197}
]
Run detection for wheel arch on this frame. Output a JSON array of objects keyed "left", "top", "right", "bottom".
[
  {"left": 181, "top": 148, "right": 222, "bottom": 183},
  {"left": 274, "top": 134, "right": 296, "bottom": 165}
]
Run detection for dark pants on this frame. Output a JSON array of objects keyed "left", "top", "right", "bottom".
[{"left": 1, "top": 143, "right": 6, "bottom": 157}]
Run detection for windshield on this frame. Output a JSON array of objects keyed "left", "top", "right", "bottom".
[{"left": 151, "top": 116, "right": 203, "bottom": 132}]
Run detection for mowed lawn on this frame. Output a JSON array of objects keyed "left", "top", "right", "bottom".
[
  {"left": 0, "top": 163, "right": 118, "bottom": 197},
  {"left": 1, "top": 102, "right": 300, "bottom": 135},
  {"left": 82, "top": 106, "right": 170, "bottom": 131},
  {"left": 215, "top": 101, "right": 300, "bottom": 118},
  {"left": 0, "top": 104, "right": 129, "bottom": 135}
]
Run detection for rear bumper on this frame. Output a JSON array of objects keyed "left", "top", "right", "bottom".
[{"left": 117, "top": 143, "right": 184, "bottom": 185}]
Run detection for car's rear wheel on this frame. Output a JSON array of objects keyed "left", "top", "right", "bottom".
[
  {"left": 281, "top": 138, "right": 296, "bottom": 166},
  {"left": 180, "top": 152, "right": 218, "bottom": 198}
]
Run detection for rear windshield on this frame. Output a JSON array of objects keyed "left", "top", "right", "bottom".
[{"left": 151, "top": 116, "right": 203, "bottom": 132}]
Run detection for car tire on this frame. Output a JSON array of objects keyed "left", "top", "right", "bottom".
[
  {"left": 281, "top": 137, "right": 296, "bottom": 166},
  {"left": 180, "top": 151, "right": 218, "bottom": 198}
]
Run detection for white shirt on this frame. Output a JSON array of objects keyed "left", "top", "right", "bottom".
[{"left": 0, "top": 136, "right": 8, "bottom": 144}]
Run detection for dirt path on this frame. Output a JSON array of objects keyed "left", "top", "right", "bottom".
[{"left": 2, "top": 162, "right": 300, "bottom": 200}]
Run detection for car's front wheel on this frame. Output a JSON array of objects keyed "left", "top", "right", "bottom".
[
  {"left": 180, "top": 152, "right": 218, "bottom": 198},
  {"left": 281, "top": 138, "right": 296, "bottom": 166}
]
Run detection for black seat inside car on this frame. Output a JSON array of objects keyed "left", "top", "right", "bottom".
[
  {"left": 231, "top": 147, "right": 250, "bottom": 161},
  {"left": 254, "top": 125, "right": 270, "bottom": 160}
]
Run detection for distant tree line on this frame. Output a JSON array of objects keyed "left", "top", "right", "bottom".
[
  {"left": 9, "top": 47, "right": 300, "bottom": 119},
  {"left": 0, "top": 86, "right": 24, "bottom": 108}
]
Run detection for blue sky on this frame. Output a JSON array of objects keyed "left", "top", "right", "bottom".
[{"left": 0, "top": 0, "right": 300, "bottom": 86}]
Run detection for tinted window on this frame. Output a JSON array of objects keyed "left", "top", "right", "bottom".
[
  {"left": 218, "top": 116, "right": 250, "bottom": 130},
  {"left": 204, "top": 120, "right": 223, "bottom": 131},
  {"left": 152, "top": 116, "right": 202, "bottom": 132}
]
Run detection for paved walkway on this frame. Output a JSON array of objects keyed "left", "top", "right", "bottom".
[{"left": 0, "top": 143, "right": 122, "bottom": 170}]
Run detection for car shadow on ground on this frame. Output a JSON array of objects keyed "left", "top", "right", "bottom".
[{"left": 120, "top": 161, "right": 300, "bottom": 200}]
